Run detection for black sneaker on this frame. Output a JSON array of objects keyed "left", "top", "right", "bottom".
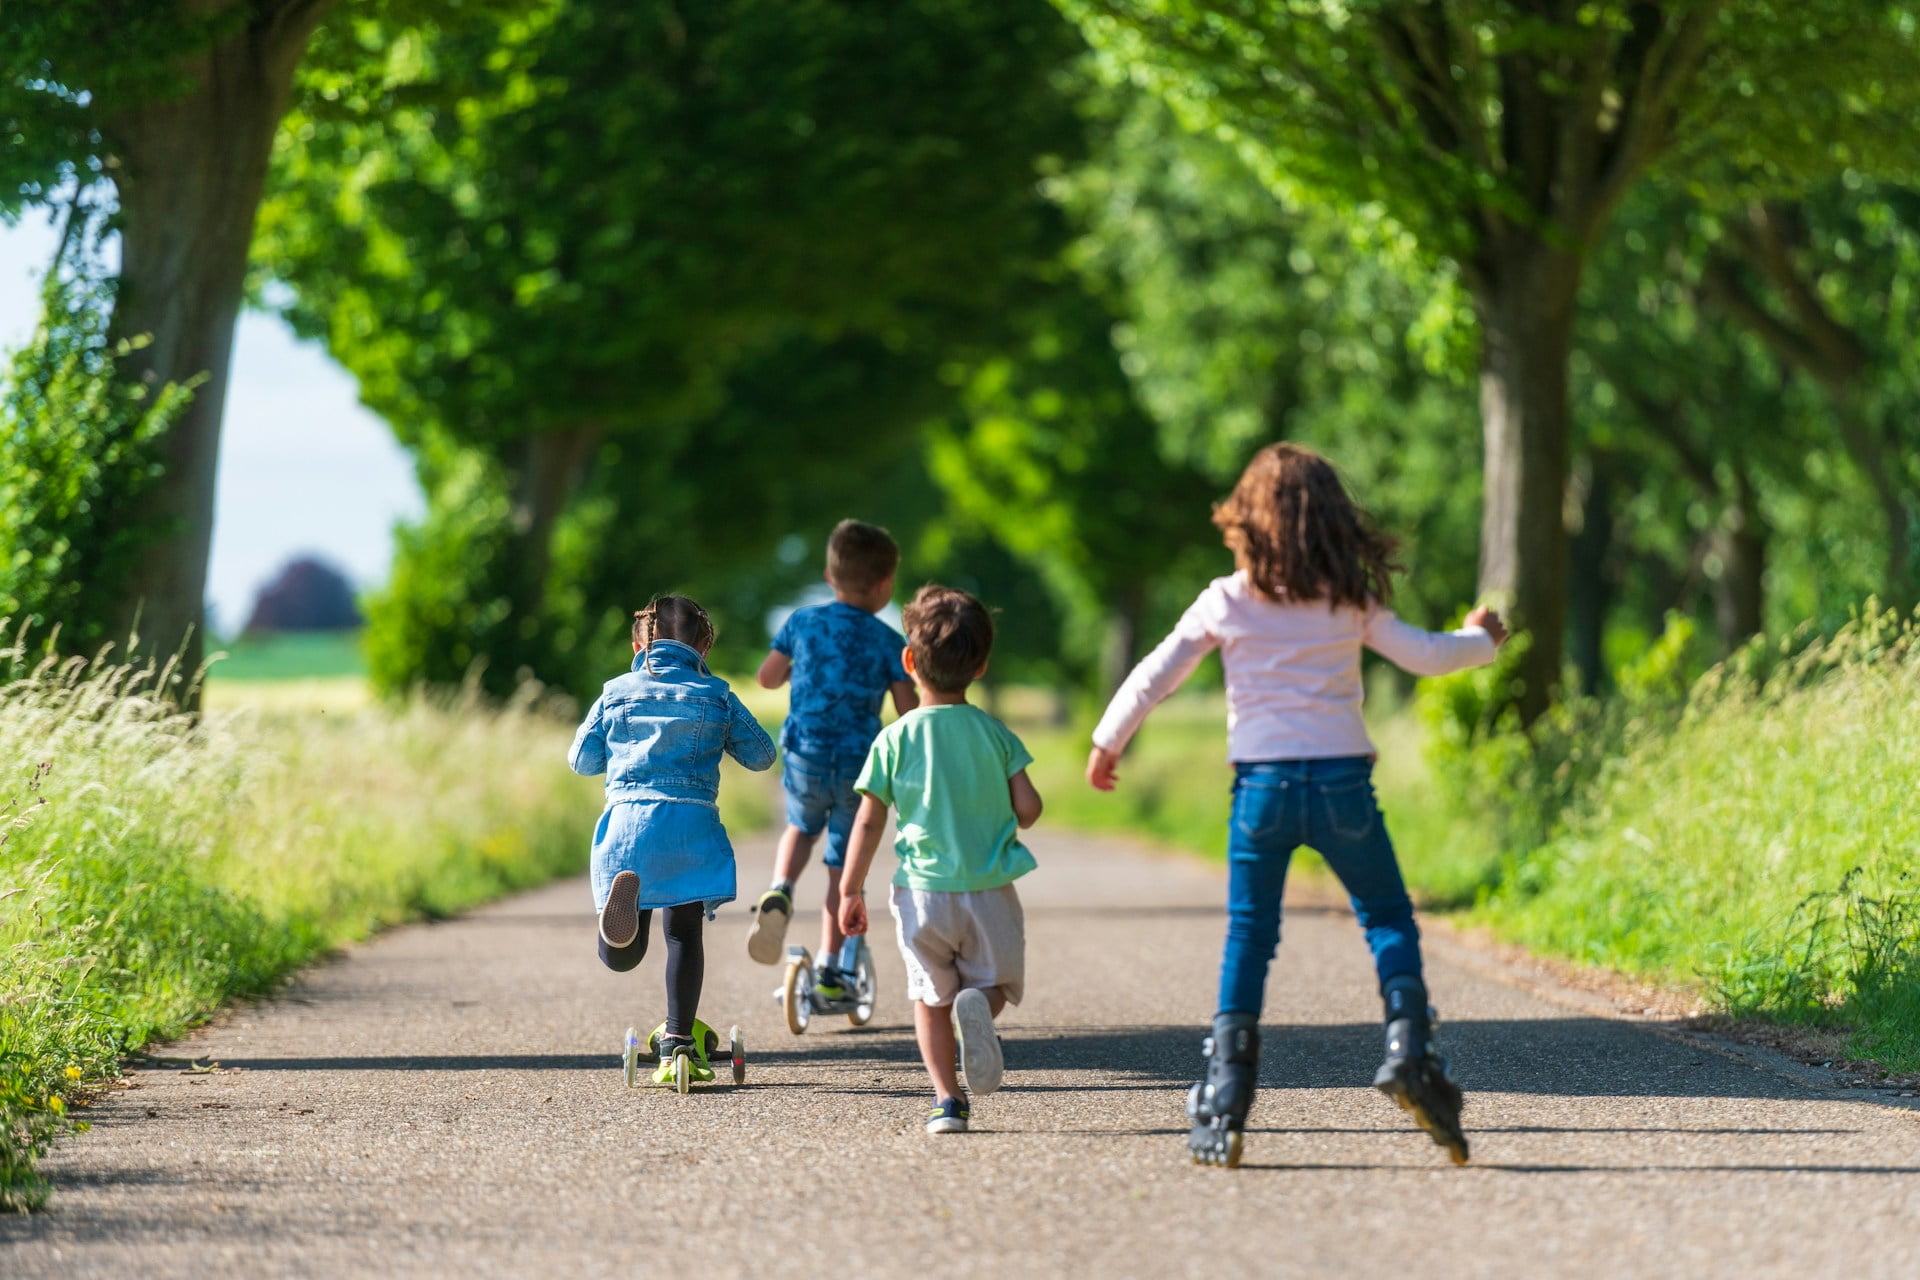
[
  {"left": 926, "top": 1095, "right": 970, "bottom": 1135},
  {"left": 599, "top": 870, "right": 641, "bottom": 948}
]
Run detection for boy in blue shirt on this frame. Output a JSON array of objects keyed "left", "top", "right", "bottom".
[
  {"left": 838, "top": 585, "right": 1043, "bottom": 1135},
  {"left": 746, "top": 520, "right": 918, "bottom": 989}
]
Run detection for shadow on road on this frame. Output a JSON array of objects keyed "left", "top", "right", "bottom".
[{"left": 212, "top": 1017, "right": 1836, "bottom": 1104}]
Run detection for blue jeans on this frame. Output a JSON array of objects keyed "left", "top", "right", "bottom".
[
  {"left": 780, "top": 750, "right": 862, "bottom": 868},
  {"left": 1218, "top": 757, "right": 1422, "bottom": 1016}
]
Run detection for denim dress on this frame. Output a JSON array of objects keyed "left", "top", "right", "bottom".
[{"left": 567, "top": 641, "right": 776, "bottom": 915}]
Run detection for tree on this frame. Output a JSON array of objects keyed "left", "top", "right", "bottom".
[
  {"left": 2, "top": 0, "right": 524, "bottom": 690},
  {"left": 1058, "top": 88, "right": 1485, "bottom": 633},
  {"left": 1055, "top": 0, "right": 1920, "bottom": 716},
  {"left": 1699, "top": 187, "right": 1920, "bottom": 611},
  {"left": 258, "top": 0, "right": 1086, "bottom": 695},
  {"left": 0, "top": 245, "right": 194, "bottom": 659}
]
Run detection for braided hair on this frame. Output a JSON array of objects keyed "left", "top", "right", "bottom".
[{"left": 631, "top": 594, "right": 716, "bottom": 672}]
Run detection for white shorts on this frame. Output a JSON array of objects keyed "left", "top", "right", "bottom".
[{"left": 889, "top": 883, "right": 1026, "bottom": 1008}]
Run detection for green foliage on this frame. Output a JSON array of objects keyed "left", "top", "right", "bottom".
[
  {"left": 0, "top": 634, "right": 713, "bottom": 1208},
  {"left": 0, "top": 257, "right": 195, "bottom": 657},
  {"left": 362, "top": 448, "right": 523, "bottom": 696},
  {"left": 1415, "top": 614, "right": 1708, "bottom": 874},
  {"left": 260, "top": 0, "right": 1087, "bottom": 699},
  {"left": 1056, "top": 89, "right": 1482, "bottom": 632},
  {"left": 1463, "top": 606, "right": 1920, "bottom": 1070}
]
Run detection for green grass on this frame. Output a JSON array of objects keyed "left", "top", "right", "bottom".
[
  {"left": 1468, "top": 615, "right": 1920, "bottom": 1070},
  {"left": 0, "top": 647, "right": 769, "bottom": 1210},
  {"left": 208, "top": 629, "right": 367, "bottom": 682}
]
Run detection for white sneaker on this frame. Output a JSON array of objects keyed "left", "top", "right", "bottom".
[
  {"left": 954, "top": 988, "right": 1003, "bottom": 1097},
  {"left": 745, "top": 887, "right": 793, "bottom": 965},
  {"left": 598, "top": 870, "right": 641, "bottom": 948}
]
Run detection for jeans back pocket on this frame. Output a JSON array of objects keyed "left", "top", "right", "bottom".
[{"left": 1318, "top": 777, "right": 1378, "bottom": 843}]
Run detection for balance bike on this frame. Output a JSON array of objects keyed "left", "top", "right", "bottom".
[
  {"left": 778, "top": 936, "right": 877, "bottom": 1034},
  {"left": 622, "top": 1018, "right": 745, "bottom": 1094}
]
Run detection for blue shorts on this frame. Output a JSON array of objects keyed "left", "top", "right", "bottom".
[{"left": 781, "top": 751, "right": 863, "bottom": 868}]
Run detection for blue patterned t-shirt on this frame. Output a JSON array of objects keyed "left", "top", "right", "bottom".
[{"left": 772, "top": 601, "right": 909, "bottom": 763}]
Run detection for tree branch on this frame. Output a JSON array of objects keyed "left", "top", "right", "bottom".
[{"left": 1587, "top": 2, "right": 1720, "bottom": 228}]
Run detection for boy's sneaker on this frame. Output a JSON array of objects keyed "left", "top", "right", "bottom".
[
  {"left": 813, "top": 963, "right": 849, "bottom": 1001},
  {"left": 954, "top": 987, "right": 1003, "bottom": 1097},
  {"left": 599, "top": 870, "right": 642, "bottom": 949},
  {"left": 926, "top": 1095, "right": 970, "bottom": 1135},
  {"left": 745, "top": 888, "right": 792, "bottom": 964}
]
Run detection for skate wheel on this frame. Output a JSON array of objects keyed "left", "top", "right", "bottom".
[
  {"left": 730, "top": 1025, "right": 746, "bottom": 1086},
  {"left": 674, "top": 1051, "right": 691, "bottom": 1095},
  {"left": 1223, "top": 1130, "right": 1243, "bottom": 1169},
  {"left": 782, "top": 958, "right": 813, "bottom": 1035},
  {"left": 622, "top": 1027, "right": 640, "bottom": 1089},
  {"left": 848, "top": 938, "right": 877, "bottom": 1027}
]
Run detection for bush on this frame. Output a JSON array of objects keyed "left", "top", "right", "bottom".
[
  {"left": 1461, "top": 605, "right": 1920, "bottom": 1071},
  {"left": 0, "top": 259, "right": 195, "bottom": 655},
  {"left": 0, "top": 636, "right": 610, "bottom": 1209}
]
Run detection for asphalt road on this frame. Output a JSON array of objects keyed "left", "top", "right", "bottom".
[{"left": 5, "top": 829, "right": 1917, "bottom": 1278}]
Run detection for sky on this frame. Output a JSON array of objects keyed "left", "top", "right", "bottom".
[{"left": 0, "top": 217, "right": 422, "bottom": 638}]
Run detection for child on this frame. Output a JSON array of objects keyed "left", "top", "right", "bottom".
[
  {"left": 569, "top": 595, "right": 776, "bottom": 1083},
  {"left": 1087, "top": 443, "right": 1506, "bottom": 1168},
  {"left": 745, "top": 520, "right": 918, "bottom": 996},
  {"left": 837, "top": 585, "right": 1042, "bottom": 1135}
]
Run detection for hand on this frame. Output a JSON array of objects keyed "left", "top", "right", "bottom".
[
  {"left": 838, "top": 891, "right": 869, "bottom": 937},
  {"left": 1465, "top": 605, "right": 1509, "bottom": 646},
  {"left": 1086, "top": 745, "right": 1120, "bottom": 792}
]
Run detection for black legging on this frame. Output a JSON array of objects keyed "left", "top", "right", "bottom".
[{"left": 598, "top": 902, "right": 705, "bottom": 1038}]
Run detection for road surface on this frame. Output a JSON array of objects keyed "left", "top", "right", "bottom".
[{"left": 5, "top": 829, "right": 1917, "bottom": 1278}]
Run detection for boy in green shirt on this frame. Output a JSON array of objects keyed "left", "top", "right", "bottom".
[{"left": 838, "top": 584, "right": 1043, "bottom": 1135}]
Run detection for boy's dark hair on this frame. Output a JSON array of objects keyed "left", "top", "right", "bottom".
[
  {"left": 633, "top": 594, "right": 716, "bottom": 654},
  {"left": 826, "top": 519, "right": 900, "bottom": 593},
  {"left": 901, "top": 584, "right": 992, "bottom": 692},
  {"left": 1212, "top": 442, "right": 1401, "bottom": 610}
]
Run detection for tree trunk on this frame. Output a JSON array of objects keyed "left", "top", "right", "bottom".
[
  {"left": 1566, "top": 455, "right": 1614, "bottom": 696},
  {"left": 1471, "top": 247, "right": 1581, "bottom": 721},
  {"left": 1099, "top": 579, "right": 1147, "bottom": 702},
  {"left": 1710, "top": 472, "right": 1767, "bottom": 651},
  {"left": 508, "top": 425, "right": 605, "bottom": 625},
  {"left": 103, "top": 2, "right": 333, "bottom": 694}
]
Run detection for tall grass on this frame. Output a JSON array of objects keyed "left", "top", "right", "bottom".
[
  {"left": 0, "top": 645, "right": 767, "bottom": 1209},
  {"left": 1471, "top": 609, "right": 1920, "bottom": 1069}
]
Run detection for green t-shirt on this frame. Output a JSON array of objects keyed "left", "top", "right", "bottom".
[{"left": 855, "top": 703, "right": 1037, "bottom": 892}]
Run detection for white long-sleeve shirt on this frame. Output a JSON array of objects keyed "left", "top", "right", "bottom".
[{"left": 1092, "top": 571, "right": 1497, "bottom": 762}]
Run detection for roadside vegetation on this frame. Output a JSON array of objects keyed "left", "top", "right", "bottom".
[{"left": 0, "top": 639, "right": 767, "bottom": 1210}]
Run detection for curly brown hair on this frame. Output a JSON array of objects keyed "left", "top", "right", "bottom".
[
  {"left": 902, "top": 584, "right": 993, "bottom": 692},
  {"left": 1212, "top": 443, "right": 1400, "bottom": 609}
]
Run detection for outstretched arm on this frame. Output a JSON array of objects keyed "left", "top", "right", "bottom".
[
  {"left": 724, "top": 692, "right": 777, "bottom": 771},
  {"left": 1363, "top": 604, "right": 1503, "bottom": 676},
  {"left": 567, "top": 698, "right": 609, "bottom": 776},
  {"left": 836, "top": 793, "right": 890, "bottom": 937},
  {"left": 1087, "top": 596, "right": 1220, "bottom": 784}
]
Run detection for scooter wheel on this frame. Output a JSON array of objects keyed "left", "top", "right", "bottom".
[
  {"left": 783, "top": 958, "right": 813, "bottom": 1035},
  {"left": 622, "top": 1027, "right": 640, "bottom": 1089},
  {"left": 674, "top": 1051, "right": 691, "bottom": 1095},
  {"left": 730, "top": 1025, "right": 746, "bottom": 1086}
]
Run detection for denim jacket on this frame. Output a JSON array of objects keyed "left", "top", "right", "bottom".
[{"left": 568, "top": 641, "right": 776, "bottom": 804}]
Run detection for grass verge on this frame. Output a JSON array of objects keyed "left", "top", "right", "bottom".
[{"left": 0, "top": 651, "right": 766, "bottom": 1210}]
